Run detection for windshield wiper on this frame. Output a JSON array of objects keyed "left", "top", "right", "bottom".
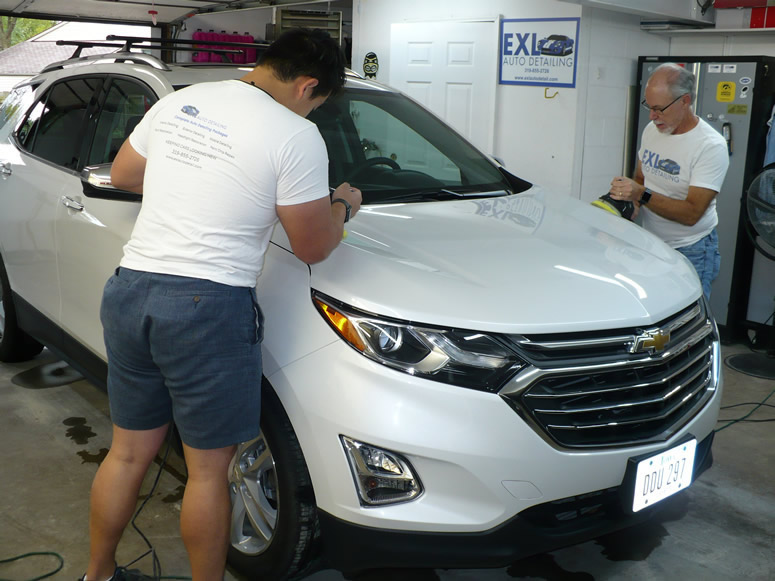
[{"left": 377, "top": 188, "right": 510, "bottom": 203}]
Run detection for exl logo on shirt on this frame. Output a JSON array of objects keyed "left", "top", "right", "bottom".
[{"left": 642, "top": 149, "right": 681, "bottom": 180}]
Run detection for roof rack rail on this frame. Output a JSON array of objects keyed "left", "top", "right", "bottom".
[
  {"left": 56, "top": 40, "right": 125, "bottom": 59},
  {"left": 43, "top": 46, "right": 172, "bottom": 73},
  {"left": 106, "top": 35, "right": 270, "bottom": 63},
  {"left": 55, "top": 39, "right": 242, "bottom": 63},
  {"left": 41, "top": 33, "right": 269, "bottom": 74}
]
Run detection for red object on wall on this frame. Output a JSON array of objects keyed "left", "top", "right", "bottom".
[
  {"left": 765, "top": 7, "right": 775, "bottom": 27},
  {"left": 715, "top": 0, "right": 767, "bottom": 7},
  {"left": 750, "top": 6, "right": 767, "bottom": 27}
]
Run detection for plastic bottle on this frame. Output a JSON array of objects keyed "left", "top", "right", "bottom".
[
  {"left": 192, "top": 28, "right": 207, "bottom": 63},
  {"left": 244, "top": 33, "right": 257, "bottom": 64},
  {"left": 232, "top": 31, "right": 244, "bottom": 64},
  {"left": 206, "top": 29, "right": 216, "bottom": 62}
]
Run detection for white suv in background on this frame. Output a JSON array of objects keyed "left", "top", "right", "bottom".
[{"left": 0, "top": 40, "right": 722, "bottom": 580}]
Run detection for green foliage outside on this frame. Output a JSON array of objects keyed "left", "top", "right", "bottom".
[{"left": 1, "top": 17, "right": 56, "bottom": 50}]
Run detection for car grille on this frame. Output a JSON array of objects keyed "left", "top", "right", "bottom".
[{"left": 500, "top": 300, "right": 717, "bottom": 448}]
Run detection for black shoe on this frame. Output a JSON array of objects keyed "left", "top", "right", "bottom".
[{"left": 114, "top": 567, "right": 157, "bottom": 581}]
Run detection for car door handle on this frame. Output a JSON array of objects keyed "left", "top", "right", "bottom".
[
  {"left": 0, "top": 162, "right": 11, "bottom": 176},
  {"left": 62, "top": 196, "right": 84, "bottom": 212}
]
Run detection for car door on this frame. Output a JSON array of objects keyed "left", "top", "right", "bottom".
[
  {"left": 55, "top": 75, "right": 158, "bottom": 356},
  {"left": 0, "top": 77, "right": 101, "bottom": 327}
]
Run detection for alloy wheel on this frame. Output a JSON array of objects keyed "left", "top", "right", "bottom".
[{"left": 229, "top": 433, "right": 280, "bottom": 555}]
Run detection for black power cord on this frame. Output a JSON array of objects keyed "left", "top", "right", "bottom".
[
  {"left": 118, "top": 427, "right": 193, "bottom": 581},
  {"left": 120, "top": 428, "right": 175, "bottom": 581},
  {"left": 0, "top": 552, "right": 63, "bottom": 581},
  {"left": 0, "top": 429, "right": 192, "bottom": 581},
  {"left": 715, "top": 388, "right": 775, "bottom": 432},
  {"left": 697, "top": 0, "right": 713, "bottom": 16}
]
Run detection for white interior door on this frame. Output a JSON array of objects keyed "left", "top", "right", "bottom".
[{"left": 390, "top": 19, "right": 499, "bottom": 155}]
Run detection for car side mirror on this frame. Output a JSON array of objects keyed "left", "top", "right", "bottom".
[
  {"left": 81, "top": 163, "right": 116, "bottom": 189},
  {"left": 80, "top": 163, "right": 140, "bottom": 202}
]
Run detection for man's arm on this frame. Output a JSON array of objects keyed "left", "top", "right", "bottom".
[
  {"left": 611, "top": 161, "right": 717, "bottom": 226},
  {"left": 110, "top": 139, "right": 147, "bottom": 194},
  {"left": 277, "top": 182, "right": 362, "bottom": 264}
]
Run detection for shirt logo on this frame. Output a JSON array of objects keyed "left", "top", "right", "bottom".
[
  {"left": 181, "top": 105, "right": 200, "bottom": 118},
  {"left": 642, "top": 149, "right": 681, "bottom": 176},
  {"left": 631, "top": 328, "right": 671, "bottom": 354}
]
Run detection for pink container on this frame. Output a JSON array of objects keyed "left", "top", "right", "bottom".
[
  {"left": 244, "top": 33, "right": 257, "bottom": 64},
  {"left": 192, "top": 29, "right": 208, "bottom": 62}
]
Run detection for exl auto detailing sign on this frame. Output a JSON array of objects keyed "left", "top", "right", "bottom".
[{"left": 499, "top": 18, "right": 580, "bottom": 88}]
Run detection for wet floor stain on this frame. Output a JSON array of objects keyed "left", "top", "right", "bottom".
[
  {"left": 63, "top": 416, "right": 97, "bottom": 445},
  {"left": 12, "top": 361, "right": 83, "bottom": 389},
  {"left": 594, "top": 522, "right": 668, "bottom": 562},
  {"left": 594, "top": 493, "right": 687, "bottom": 562},
  {"left": 162, "top": 485, "right": 185, "bottom": 503},
  {"left": 77, "top": 447, "right": 109, "bottom": 465},
  {"left": 507, "top": 554, "right": 594, "bottom": 580}
]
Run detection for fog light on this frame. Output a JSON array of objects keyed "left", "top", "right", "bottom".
[{"left": 341, "top": 436, "right": 423, "bottom": 506}]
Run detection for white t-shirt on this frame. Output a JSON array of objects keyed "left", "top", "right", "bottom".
[
  {"left": 638, "top": 117, "right": 729, "bottom": 248},
  {"left": 121, "top": 79, "right": 330, "bottom": 287}
]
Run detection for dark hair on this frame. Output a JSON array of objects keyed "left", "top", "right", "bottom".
[{"left": 259, "top": 28, "right": 346, "bottom": 98}]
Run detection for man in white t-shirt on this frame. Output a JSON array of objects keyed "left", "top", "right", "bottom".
[
  {"left": 82, "top": 29, "right": 361, "bottom": 581},
  {"left": 610, "top": 63, "right": 729, "bottom": 299}
]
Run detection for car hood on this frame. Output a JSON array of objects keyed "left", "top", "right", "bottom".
[{"left": 280, "top": 187, "right": 700, "bottom": 334}]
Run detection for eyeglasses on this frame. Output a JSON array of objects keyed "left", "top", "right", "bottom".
[{"left": 641, "top": 93, "right": 688, "bottom": 115}]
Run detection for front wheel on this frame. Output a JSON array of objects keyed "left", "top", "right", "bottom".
[
  {"left": 227, "top": 383, "right": 320, "bottom": 580},
  {"left": 0, "top": 256, "right": 43, "bottom": 362}
]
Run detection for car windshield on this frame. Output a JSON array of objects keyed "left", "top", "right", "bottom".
[{"left": 308, "top": 87, "right": 518, "bottom": 204}]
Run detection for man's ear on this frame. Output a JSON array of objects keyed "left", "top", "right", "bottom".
[{"left": 297, "top": 77, "right": 320, "bottom": 99}]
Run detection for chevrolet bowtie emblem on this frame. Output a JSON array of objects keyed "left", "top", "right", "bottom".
[{"left": 631, "top": 328, "right": 671, "bottom": 354}]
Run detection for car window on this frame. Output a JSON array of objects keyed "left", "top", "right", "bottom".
[
  {"left": 309, "top": 89, "right": 511, "bottom": 204},
  {"left": 86, "top": 77, "right": 157, "bottom": 166},
  {"left": 16, "top": 77, "right": 100, "bottom": 169},
  {"left": 0, "top": 85, "right": 35, "bottom": 138}
]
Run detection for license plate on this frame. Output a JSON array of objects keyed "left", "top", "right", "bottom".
[{"left": 632, "top": 439, "right": 697, "bottom": 512}]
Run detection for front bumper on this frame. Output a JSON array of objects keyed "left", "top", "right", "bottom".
[
  {"left": 318, "top": 431, "right": 714, "bottom": 570},
  {"left": 268, "top": 331, "right": 722, "bottom": 532}
]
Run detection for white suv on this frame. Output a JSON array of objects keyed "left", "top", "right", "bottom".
[{"left": 0, "top": 41, "right": 721, "bottom": 580}]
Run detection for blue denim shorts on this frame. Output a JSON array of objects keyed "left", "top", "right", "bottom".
[
  {"left": 677, "top": 229, "right": 720, "bottom": 299},
  {"left": 100, "top": 268, "right": 263, "bottom": 449}
]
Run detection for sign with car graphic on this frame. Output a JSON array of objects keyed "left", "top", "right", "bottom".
[{"left": 499, "top": 17, "right": 580, "bottom": 88}]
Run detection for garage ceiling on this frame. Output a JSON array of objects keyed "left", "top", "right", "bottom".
[{"left": 0, "top": 0, "right": 317, "bottom": 26}]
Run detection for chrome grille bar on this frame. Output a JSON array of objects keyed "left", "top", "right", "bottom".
[
  {"left": 501, "top": 300, "right": 718, "bottom": 448},
  {"left": 545, "top": 373, "right": 712, "bottom": 431}
]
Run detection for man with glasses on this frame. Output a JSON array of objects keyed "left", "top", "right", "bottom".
[{"left": 609, "top": 62, "right": 729, "bottom": 299}]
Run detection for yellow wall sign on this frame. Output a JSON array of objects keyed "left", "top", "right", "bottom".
[{"left": 717, "top": 81, "right": 736, "bottom": 102}]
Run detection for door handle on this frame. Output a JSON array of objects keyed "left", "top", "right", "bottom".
[
  {"left": 0, "top": 162, "right": 11, "bottom": 176},
  {"left": 62, "top": 196, "right": 84, "bottom": 212}
]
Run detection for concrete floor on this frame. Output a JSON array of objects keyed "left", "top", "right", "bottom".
[{"left": 0, "top": 343, "right": 773, "bottom": 581}]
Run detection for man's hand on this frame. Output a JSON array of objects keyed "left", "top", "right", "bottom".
[
  {"left": 277, "top": 182, "right": 362, "bottom": 264},
  {"left": 330, "top": 182, "right": 362, "bottom": 219},
  {"left": 609, "top": 176, "right": 644, "bottom": 204}
]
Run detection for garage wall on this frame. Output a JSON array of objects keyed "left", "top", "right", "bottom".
[
  {"left": 352, "top": 0, "right": 584, "bottom": 195},
  {"left": 575, "top": 7, "right": 670, "bottom": 201},
  {"left": 351, "top": 0, "right": 677, "bottom": 198}
]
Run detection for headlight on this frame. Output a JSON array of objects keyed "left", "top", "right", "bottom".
[{"left": 313, "top": 292, "right": 525, "bottom": 391}]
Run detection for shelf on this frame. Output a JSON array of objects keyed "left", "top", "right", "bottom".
[
  {"left": 646, "top": 27, "right": 775, "bottom": 35},
  {"left": 276, "top": 9, "right": 342, "bottom": 42}
]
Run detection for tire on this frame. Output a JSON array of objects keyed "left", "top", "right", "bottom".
[
  {"left": 227, "top": 382, "right": 320, "bottom": 581},
  {"left": 0, "top": 256, "right": 44, "bottom": 363}
]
